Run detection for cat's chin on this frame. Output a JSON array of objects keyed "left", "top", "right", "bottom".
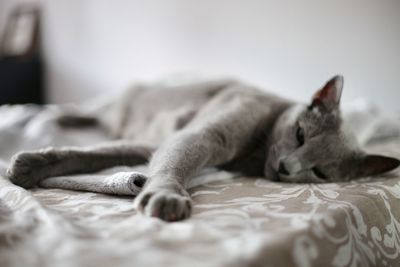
[{"left": 264, "top": 163, "right": 280, "bottom": 182}]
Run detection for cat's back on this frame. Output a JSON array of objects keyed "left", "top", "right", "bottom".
[{"left": 107, "top": 79, "right": 289, "bottom": 145}]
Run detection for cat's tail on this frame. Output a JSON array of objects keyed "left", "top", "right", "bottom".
[{"left": 56, "top": 114, "right": 99, "bottom": 128}]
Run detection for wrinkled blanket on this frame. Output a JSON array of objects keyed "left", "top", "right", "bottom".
[{"left": 0, "top": 101, "right": 400, "bottom": 267}]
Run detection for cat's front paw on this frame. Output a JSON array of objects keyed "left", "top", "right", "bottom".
[
  {"left": 134, "top": 188, "right": 192, "bottom": 222},
  {"left": 7, "top": 150, "right": 58, "bottom": 188}
]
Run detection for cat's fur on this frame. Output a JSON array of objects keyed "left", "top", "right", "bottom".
[{"left": 7, "top": 75, "right": 400, "bottom": 221}]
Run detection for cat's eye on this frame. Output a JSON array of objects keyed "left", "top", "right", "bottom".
[
  {"left": 296, "top": 126, "right": 305, "bottom": 146},
  {"left": 312, "top": 167, "right": 328, "bottom": 180}
]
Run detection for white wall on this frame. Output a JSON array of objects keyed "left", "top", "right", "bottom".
[{"left": 42, "top": 0, "right": 400, "bottom": 113}]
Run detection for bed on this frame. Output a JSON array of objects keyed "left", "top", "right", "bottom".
[{"left": 0, "top": 101, "right": 399, "bottom": 267}]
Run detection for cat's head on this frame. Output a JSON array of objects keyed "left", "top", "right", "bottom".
[{"left": 265, "top": 75, "right": 400, "bottom": 183}]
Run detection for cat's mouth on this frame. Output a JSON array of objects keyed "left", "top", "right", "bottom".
[
  {"left": 273, "top": 171, "right": 297, "bottom": 183},
  {"left": 267, "top": 161, "right": 296, "bottom": 183},
  {"left": 275, "top": 172, "right": 293, "bottom": 182}
]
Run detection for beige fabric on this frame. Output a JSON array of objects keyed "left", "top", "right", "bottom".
[{"left": 1, "top": 162, "right": 400, "bottom": 267}]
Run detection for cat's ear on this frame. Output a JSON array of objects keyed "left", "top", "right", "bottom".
[
  {"left": 309, "top": 75, "right": 343, "bottom": 113},
  {"left": 353, "top": 154, "right": 400, "bottom": 178}
]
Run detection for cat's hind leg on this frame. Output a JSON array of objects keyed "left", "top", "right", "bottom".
[{"left": 7, "top": 142, "right": 154, "bottom": 189}]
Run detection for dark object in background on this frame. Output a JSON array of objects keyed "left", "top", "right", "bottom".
[{"left": 0, "top": 5, "right": 43, "bottom": 105}]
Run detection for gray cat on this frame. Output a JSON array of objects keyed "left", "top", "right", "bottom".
[{"left": 7, "top": 75, "right": 400, "bottom": 221}]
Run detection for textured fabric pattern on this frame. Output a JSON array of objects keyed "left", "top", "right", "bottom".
[{"left": 0, "top": 104, "right": 400, "bottom": 267}]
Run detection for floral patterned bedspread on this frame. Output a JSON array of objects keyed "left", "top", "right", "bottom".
[{"left": 0, "top": 104, "right": 399, "bottom": 267}]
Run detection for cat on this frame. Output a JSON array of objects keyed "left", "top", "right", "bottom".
[{"left": 6, "top": 75, "right": 400, "bottom": 221}]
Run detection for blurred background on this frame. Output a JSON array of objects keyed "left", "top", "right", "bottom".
[{"left": 0, "top": 0, "right": 399, "bottom": 112}]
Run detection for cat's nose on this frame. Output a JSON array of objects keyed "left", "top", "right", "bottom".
[{"left": 278, "top": 161, "right": 290, "bottom": 175}]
